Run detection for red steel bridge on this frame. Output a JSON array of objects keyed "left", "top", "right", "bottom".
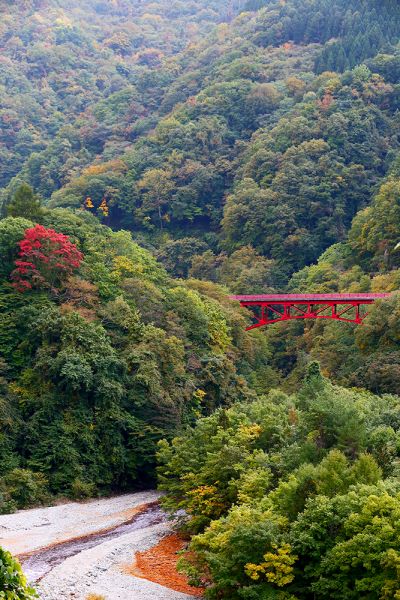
[{"left": 230, "top": 293, "right": 391, "bottom": 331}]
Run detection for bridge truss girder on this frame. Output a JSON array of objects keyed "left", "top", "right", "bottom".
[{"left": 240, "top": 300, "right": 373, "bottom": 331}]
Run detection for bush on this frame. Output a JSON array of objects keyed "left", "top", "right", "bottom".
[
  {"left": 1, "top": 469, "right": 49, "bottom": 510},
  {"left": 0, "top": 547, "right": 37, "bottom": 599},
  {"left": 0, "top": 490, "right": 17, "bottom": 515},
  {"left": 70, "top": 479, "right": 96, "bottom": 500}
]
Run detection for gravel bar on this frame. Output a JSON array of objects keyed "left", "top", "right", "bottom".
[{"left": 0, "top": 491, "right": 197, "bottom": 600}]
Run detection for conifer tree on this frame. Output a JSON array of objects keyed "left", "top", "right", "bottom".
[{"left": 6, "top": 184, "right": 44, "bottom": 222}]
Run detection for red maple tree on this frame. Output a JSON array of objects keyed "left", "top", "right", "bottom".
[{"left": 11, "top": 225, "right": 83, "bottom": 292}]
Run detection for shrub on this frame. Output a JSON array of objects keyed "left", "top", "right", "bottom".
[
  {"left": 0, "top": 490, "right": 17, "bottom": 515},
  {"left": 70, "top": 479, "right": 96, "bottom": 500},
  {"left": 0, "top": 547, "right": 37, "bottom": 599},
  {"left": 1, "top": 469, "right": 49, "bottom": 510}
]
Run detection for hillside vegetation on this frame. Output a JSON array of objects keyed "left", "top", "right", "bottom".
[
  {"left": 0, "top": 203, "right": 270, "bottom": 509},
  {"left": 0, "top": 0, "right": 399, "bottom": 598},
  {"left": 2, "top": 2, "right": 400, "bottom": 286},
  {"left": 159, "top": 364, "right": 400, "bottom": 599}
]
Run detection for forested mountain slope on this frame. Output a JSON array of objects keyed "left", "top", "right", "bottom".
[
  {"left": 0, "top": 0, "right": 399, "bottom": 506},
  {"left": 248, "top": 0, "right": 400, "bottom": 72},
  {"left": 0, "top": 205, "right": 271, "bottom": 510},
  {"left": 3, "top": 0, "right": 400, "bottom": 394},
  {"left": 0, "top": 0, "right": 242, "bottom": 190},
  {"left": 1, "top": 1, "right": 400, "bottom": 598},
  {"left": 3, "top": 0, "right": 400, "bottom": 277}
]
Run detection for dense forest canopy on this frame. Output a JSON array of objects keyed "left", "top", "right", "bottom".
[
  {"left": 2, "top": 0, "right": 400, "bottom": 278},
  {"left": 0, "top": 0, "right": 399, "bottom": 494},
  {"left": 159, "top": 364, "right": 400, "bottom": 599},
  {"left": 0, "top": 0, "right": 399, "bottom": 597},
  {"left": 3, "top": 0, "right": 398, "bottom": 389},
  {"left": 0, "top": 206, "right": 272, "bottom": 508}
]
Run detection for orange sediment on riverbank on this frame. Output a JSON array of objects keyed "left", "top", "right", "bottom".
[{"left": 123, "top": 534, "right": 203, "bottom": 597}]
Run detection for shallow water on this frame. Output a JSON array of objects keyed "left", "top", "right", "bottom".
[{"left": 19, "top": 503, "right": 166, "bottom": 583}]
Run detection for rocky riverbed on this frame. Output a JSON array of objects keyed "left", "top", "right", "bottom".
[{"left": 0, "top": 491, "right": 199, "bottom": 600}]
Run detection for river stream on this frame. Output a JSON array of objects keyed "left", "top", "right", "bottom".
[{"left": 19, "top": 503, "right": 166, "bottom": 583}]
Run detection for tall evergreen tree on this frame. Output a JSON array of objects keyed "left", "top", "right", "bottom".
[{"left": 6, "top": 184, "right": 43, "bottom": 222}]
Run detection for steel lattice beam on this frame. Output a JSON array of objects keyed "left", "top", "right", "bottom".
[{"left": 229, "top": 293, "right": 390, "bottom": 331}]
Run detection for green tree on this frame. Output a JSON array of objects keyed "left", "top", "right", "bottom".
[
  {"left": 157, "top": 238, "right": 208, "bottom": 278},
  {"left": 0, "top": 469, "right": 49, "bottom": 510},
  {"left": 0, "top": 217, "right": 33, "bottom": 276},
  {"left": 349, "top": 178, "right": 400, "bottom": 271},
  {"left": 292, "top": 488, "right": 400, "bottom": 600},
  {"left": 137, "top": 169, "right": 174, "bottom": 231},
  {"left": 6, "top": 184, "right": 43, "bottom": 222}
]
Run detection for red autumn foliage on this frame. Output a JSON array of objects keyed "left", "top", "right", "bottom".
[{"left": 11, "top": 224, "right": 83, "bottom": 292}]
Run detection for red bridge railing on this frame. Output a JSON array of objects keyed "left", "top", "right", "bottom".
[{"left": 230, "top": 293, "right": 391, "bottom": 330}]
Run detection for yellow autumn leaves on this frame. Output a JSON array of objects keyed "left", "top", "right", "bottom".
[
  {"left": 245, "top": 543, "right": 297, "bottom": 587},
  {"left": 85, "top": 197, "right": 109, "bottom": 217}
]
